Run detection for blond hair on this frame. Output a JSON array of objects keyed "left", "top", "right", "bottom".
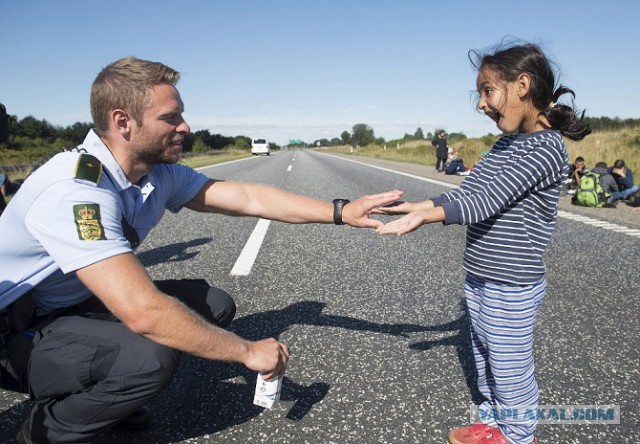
[{"left": 90, "top": 57, "right": 180, "bottom": 135}]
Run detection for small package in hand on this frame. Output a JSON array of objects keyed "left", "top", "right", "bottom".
[{"left": 253, "top": 373, "right": 283, "bottom": 409}]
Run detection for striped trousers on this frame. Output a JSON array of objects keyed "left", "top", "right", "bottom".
[{"left": 465, "top": 273, "right": 546, "bottom": 444}]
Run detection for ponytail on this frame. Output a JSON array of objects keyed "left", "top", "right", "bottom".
[{"left": 543, "top": 86, "right": 591, "bottom": 141}]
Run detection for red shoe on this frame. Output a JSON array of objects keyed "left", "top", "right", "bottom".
[{"left": 449, "top": 423, "right": 510, "bottom": 444}]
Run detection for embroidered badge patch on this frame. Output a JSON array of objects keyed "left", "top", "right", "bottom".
[{"left": 73, "top": 204, "right": 107, "bottom": 241}]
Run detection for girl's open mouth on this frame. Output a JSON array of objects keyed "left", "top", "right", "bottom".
[{"left": 485, "top": 109, "right": 501, "bottom": 124}]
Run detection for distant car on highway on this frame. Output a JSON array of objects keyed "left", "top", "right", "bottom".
[{"left": 251, "top": 138, "right": 270, "bottom": 156}]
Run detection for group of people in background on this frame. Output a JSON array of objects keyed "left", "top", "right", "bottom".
[
  {"left": 431, "top": 131, "right": 493, "bottom": 178},
  {"left": 431, "top": 131, "right": 472, "bottom": 176},
  {"left": 567, "top": 156, "right": 639, "bottom": 208}
]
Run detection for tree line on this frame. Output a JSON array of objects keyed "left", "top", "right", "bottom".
[
  {"left": 581, "top": 116, "right": 640, "bottom": 132},
  {"left": 1, "top": 111, "right": 637, "bottom": 153},
  {"left": 310, "top": 124, "right": 469, "bottom": 148},
  {"left": 314, "top": 116, "right": 640, "bottom": 148},
  {"left": 0, "top": 113, "right": 263, "bottom": 154}
]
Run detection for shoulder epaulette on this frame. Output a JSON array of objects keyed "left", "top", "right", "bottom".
[{"left": 73, "top": 153, "right": 102, "bottom": 185}]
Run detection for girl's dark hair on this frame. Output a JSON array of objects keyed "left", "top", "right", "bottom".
[{"left": 469, "top": 40, "right": 591, "bottom": 141}]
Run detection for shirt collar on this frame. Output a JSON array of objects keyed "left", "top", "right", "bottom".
[
  {"left": 80, "top": 130, "right": 157, "bottom": 203},
  {"left": 79, "top": 129, "right": 138, "bottom": 191}
]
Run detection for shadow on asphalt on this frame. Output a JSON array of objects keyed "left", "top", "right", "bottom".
[
  {"left": 1, "top": 299, "right": 482, "bottom": 443},
  {"left": 137, "top": 237, "right": 213, "bottom": 266},
  {"left": 103, "top": 300, "right": 481, "bottom": 442},
  {"left": 408, "top": 299, "right": 484, "bottom": 405}
]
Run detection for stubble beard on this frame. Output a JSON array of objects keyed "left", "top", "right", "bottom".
[
  {"left": 134, "top": 144, "right": 180, "bottom": 165},
  {"left": 133, "top": 130, "right": 181, "bottom": 166}
]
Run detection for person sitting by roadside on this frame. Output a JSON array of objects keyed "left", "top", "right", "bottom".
[
  {"left": 589, "top": 162, "right": 619, "bottom": 206},
  {"left": 445, "top": 150, "right": 468, "bottom": 175},
  {"left": 446, "top": 158, "right": 467, "bottom": 175},
  {"left": 446, "top": 148, "right": 459, "bottom": 164},
  {"left": 447, "top": 146, "right": 458, "bottom": 162},
  {"left": 566, "top": 156, "right": 588, "bottom": 195},
  {"left": 609, "top": 159, "right": 639, "bottom": 201}
]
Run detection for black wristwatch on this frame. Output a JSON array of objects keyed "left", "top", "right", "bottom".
[{"left": 332, "top": 199, "right": 350, "bottom": 225}]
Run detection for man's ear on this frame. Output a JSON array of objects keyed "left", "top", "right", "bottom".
[
  {"left": 112, "top": 109, "right": 131, "bottom": 135},
  {"left": 516, "top": 73, "right": 531, "bottom": 99}
]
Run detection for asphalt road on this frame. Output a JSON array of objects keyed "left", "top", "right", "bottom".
[{"left": 1, "top": 150, "right": 638, "bottom": 443}]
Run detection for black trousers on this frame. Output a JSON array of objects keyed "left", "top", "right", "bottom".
[{"left": 1, "top": 279, "right": 236, "bottom": 443}]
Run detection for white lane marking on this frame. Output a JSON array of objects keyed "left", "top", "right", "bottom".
[
  {"left": 319, "top": 152, "right": 640, "bottom": 239},
  {"left": 230, "top": 218, "right": 271, "bottom": 276},
  {"left": 557, "top": 210, "right": 640, "bottom": 237},
  {"left": 319, "top": 152, "right": 457, "bottom": 189},
  {"left": 287, "top": 165, "right": 293, "bottom": 172},
  {"left": 195, "top": 156, "right": 282, "bottom": 277}
]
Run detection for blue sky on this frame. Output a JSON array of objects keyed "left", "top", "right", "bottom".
[{"left": 1, "top": 0, "right": 639, "bottom": 145}]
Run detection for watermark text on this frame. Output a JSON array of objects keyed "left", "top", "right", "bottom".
[{"left": 470, "top": 404, "right": 620, "bottom": 425}]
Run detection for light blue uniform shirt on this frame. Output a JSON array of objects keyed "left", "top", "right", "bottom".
[{"left": 0, "top": 130, "right": 210, "bottom": 313}]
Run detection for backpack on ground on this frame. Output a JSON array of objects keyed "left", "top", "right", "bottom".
[{"left": 572, "top": 171, "right": 609, "bottom": 208}]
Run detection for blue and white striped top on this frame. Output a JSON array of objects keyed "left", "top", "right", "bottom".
[{"left": 431, "top": 130, "right": 569, "bottom": 285}]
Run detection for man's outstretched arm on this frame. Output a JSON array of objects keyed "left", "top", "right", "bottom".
[{"left": 185, "top": 180, "right": 403, "bottom": 229}]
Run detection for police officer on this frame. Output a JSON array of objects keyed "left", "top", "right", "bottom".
[{"left": 0, "top": 57, "right": 403, "bottom": 443}]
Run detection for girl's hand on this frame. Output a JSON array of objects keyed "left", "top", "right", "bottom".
[
  {"left": 375, "top": 206, "right": 446, "bottom": 236},
  {"left": 370, "top": 200, "right": 414, "bottom": 215},
  {"left": 375, "top": 210, "right": 429, "bottom": 236}
]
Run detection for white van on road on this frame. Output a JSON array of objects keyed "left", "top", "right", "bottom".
[{"left": 251, "top": 138, "right": 270, "bottom": 156}]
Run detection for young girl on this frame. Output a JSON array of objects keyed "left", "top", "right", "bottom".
[{"left": 376, "top": 42, "right": 590, "bottom": 444}]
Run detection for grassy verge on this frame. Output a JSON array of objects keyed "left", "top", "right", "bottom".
[
  {"left": 179, "top": 150, "right": 250, "bottom": 168},
  {"left": 565, "top": 128, "right": 640, "bottom": 174},
  {"left": 321, "top": 127, "right": 640, "bottom": 176},
  {"left": 0, "top": 149, "right": 252, "bottom": 180},
  {"left": 319, "top": 137, "right": 494, "bottom": 169},
  {"left": 1, "top": 150, "right": 251, "bottom": 205}
]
